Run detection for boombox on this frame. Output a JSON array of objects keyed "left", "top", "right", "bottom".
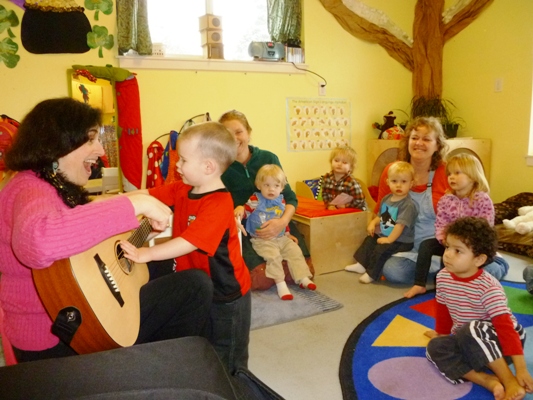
[{"left": 248, "top": 41, "right": 285, "bottom": 61}]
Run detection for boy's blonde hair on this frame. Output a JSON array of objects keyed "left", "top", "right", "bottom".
[
  {"left": 445, "top": 153, "right": 489, "bottom": 195},
  {"left": 329, "top": 146, "right": 357, "bottom": 172},
  {"left": 255, "top": 164, "right": 287, "bottom": 188},
  {"left": 388, "top": 161, "right": 415, "bottom": 179},
  {"left": 179, "top": 122, "right": 237, "bottom": 172}
]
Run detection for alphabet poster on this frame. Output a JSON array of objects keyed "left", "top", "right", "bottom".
[{"left": 286, "top": 98, "right": 351, "bottom": 152}]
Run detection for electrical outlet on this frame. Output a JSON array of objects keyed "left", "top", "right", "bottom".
[
  {"left": 319, "top": 83, "right": 326, "bottom": 96},
  {"left": 494, "top": 78, "right": 503, "bottom": 92}
]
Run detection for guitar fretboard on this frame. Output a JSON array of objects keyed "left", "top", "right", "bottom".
[{"left": 128, "top": 218, "right": 153, "bottom": 248}]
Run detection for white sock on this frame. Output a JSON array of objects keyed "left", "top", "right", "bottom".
[
  {"left": 299, "top": 277, "right": 317, "bottom": 290},
  {"left": 276, "top": 281, "right": 293, "bottom": 300},
  {"left": 359, "top": 273, "right": 374, "bottom": 284},
  {"left": 345, "top": 262, "right": 366, "bottom": 273}
]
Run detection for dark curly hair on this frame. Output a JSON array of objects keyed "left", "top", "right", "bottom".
[
  {"left": 5, "top": 97, "right": 102, "bottom": 172},
  {"left": 444, "top": 217, "right": 497, "bottom": 264},
  {"left": 5, "top": 97, "right": 102, "bottom": 208}
]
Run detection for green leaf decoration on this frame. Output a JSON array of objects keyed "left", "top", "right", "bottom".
[
  {"left": 84, "top": 0, "right": 114, "bottom": 22},
  {"left": 0, "top": 37, "right": 20, "bottom": 68},
  {"left": 0, "top": 5, "right": 20, "bottom": 39},
  {"left": 87, "top": 25, "right": 114, "bottom": 58}
]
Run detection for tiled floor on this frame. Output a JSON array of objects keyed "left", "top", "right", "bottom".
[
  {"left": 248, "top": 270, "right": 406, "bottom": 400},
  {"left": 1, "top": 252, "right": 530, "bottom": 400},
  {"left": 247, "top": 251, "right": 531, "bottom": 400}
]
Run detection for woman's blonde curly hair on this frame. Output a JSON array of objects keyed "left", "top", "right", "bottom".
[{"left": 397, "top": 116, "right": 449, "bottom": 170}]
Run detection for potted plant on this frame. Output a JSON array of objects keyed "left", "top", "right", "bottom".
[{"left": 409, "top": 96, "right": 465, "bottom": 138}]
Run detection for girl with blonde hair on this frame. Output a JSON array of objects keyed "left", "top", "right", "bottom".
[{"left": 404, "top": 152, "right": 507, "bottom": 298}]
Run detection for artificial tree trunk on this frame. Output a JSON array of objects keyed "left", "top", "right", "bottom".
[
  {"left": 319, "top": 0, "right": 493, "bottom": 100},
  {"left": 412, "top": 0, "right": 444, "bottom": 98}
]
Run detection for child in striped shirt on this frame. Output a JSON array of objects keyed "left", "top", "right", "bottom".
[{"left": 425, "top": 217, "right": 533, "bottom": 399}]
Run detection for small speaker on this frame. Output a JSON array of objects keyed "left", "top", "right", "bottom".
[
  {"left": 201, "top": 29, "right": 223, "bottom": 45},
  {"left": 203, "top": 43, "right": 224, "bottom": 59},
  {"left": 199, "top": 14, "right": 222, "bottom": 30}
]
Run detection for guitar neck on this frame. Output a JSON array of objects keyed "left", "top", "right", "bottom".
[{"left": 128, "top": 218, "right": 152, "bottom": 248}]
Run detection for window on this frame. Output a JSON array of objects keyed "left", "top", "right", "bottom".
[{"left": 147, "top": 0, "right": 271, "bottom": 61}]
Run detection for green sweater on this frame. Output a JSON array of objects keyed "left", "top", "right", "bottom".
[
  {"left": 221, "top": 145, "right": 298, "bottom": 208},
  {"left": 221, "top": 146, "right": 307, "bottom": 268}
]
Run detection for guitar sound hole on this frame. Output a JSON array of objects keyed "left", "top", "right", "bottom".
[{"left": 115, "top": 242, "right": 133, "bottom": 274}]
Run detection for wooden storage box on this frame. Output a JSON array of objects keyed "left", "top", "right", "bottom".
[
  {"left": 293, "top": 181, "right": 373, "bottom": 275},
  {"left": 292, "top": 211, "right": 369, "bottom": 275}
]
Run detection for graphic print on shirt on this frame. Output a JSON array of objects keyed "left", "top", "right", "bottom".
[
  {"left": 187, "top": 215, "right": 196, "bottom": 226},
  {"left": 379, "top": 204, "right": 398, "bottom": 236}
]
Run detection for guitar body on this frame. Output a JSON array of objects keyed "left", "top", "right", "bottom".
[{"left": 33, "top": 227, "right": 149, "bottom": 354}]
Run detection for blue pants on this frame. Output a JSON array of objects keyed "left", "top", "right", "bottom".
[
  {"left": 354, "top": 235, "right": 413, "bottom": 281},
  {"left": 382, "top": 255, "right": 509, "bottom": 284},
  {"left": 208, "top": 291, "right": 251, "bottom": 375}
]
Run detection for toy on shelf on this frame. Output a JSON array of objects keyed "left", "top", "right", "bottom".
[{"left": 373, "top": 111, "right": 404, "bottom": 140}]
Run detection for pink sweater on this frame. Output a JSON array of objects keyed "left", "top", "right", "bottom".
[
  {"left": 435, "top": 192, "right": 494, "bottom": 242},
  {"left": 0, "top": 171, "right": 139, "bottom": 351}
]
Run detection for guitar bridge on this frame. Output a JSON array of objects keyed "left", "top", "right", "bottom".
[{"left": 94, "top": 254, "right": 125, "bottom": 307}]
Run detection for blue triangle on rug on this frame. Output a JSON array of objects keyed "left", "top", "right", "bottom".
[
  {"left": 339, "top": 281, "right": 533, "bottom": 400},
  {"left": 251, "top": 285, "right": 343, "bottom": 330}
]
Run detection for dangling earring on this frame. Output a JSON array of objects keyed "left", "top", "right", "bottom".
[{"left": 52, "top": 161, "right": 59, "bottom": 176}]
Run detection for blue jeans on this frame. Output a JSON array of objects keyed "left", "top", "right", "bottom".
[
  {"left": 382, "top": 256, "right": 508, "bottom": 284},
  {"left": 208, "top": 291, "right": 251, "bottom": 375}
]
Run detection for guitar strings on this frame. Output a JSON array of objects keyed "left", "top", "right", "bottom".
[{"left": 106, "top": 219, "right": 153, "bottom": 287}]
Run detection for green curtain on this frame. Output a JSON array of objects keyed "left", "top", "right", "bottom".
[
  {"left": 117, "top": 0, "right": 152, "bottom": 55},
  {"left": 267, "top": 0, "right": 302, "bottom": 47}
]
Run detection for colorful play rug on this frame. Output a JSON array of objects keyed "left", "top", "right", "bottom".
[{"left": 339, "top": 282, "right": 533, "bottom": 399}]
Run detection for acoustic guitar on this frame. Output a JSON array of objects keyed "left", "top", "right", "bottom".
[{"left": 32, "top": 219, "right": 152, "bottom": 354}]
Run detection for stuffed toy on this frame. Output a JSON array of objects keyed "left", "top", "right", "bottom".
[{"left": 503, "top": 206, "right": 533, "bottom": 235}]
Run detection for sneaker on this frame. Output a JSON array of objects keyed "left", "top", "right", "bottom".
[
  {"left": 359, "top": 273, "right": 374, "bottom": 284},
  {"left": 345, "top": 263, "right": 366, "bottom": 273}
]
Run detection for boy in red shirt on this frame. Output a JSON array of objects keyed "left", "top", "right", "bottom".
[{"left": 120, "top": 122, "right": 251, "bottom": 375}]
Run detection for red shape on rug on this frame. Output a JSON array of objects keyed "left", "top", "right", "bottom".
[{"left": 410, "top": 298, "right": 436, "bottom": 318}]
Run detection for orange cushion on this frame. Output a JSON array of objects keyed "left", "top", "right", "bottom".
[{"left": 295, "top": 196, "right": 362, "bottom": 218}]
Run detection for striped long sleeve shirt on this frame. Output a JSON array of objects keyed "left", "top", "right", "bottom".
[{"left": 435, "top": 268, "right": 523, "bottom": 355}]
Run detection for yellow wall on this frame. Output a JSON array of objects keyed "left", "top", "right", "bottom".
[
  {"left": 1, "top": 0, "right": 532, "bottom": 202},
  {"left": 443, "top": 0, "right": 533, "bottom": 202}
]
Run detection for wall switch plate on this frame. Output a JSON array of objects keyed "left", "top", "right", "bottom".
[{"left": 319, "top": 83, "right": 326, "bottom": 96}]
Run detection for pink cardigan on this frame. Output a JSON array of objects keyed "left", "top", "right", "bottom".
[
  {"left": 435, "top": 192, "right": 494, "bottom": 242},
  {"left": 0, "top": 171, "right": 139, "bottom": 351}
]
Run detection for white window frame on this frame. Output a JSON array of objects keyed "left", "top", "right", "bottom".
[
  {"left": 117, "top": 0, "right": 306, "bottom": 74},
  {"left": 117, "top": 55, "right": 306, "bottom": 74}
]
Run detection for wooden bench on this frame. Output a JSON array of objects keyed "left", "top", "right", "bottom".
[{"left": 292, "top": 179, "right": 373, "bottom": 275}]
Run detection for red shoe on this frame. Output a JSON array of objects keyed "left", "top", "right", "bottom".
[{"left": 281, "top": 294, "right": 294, "bottom": 300}]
